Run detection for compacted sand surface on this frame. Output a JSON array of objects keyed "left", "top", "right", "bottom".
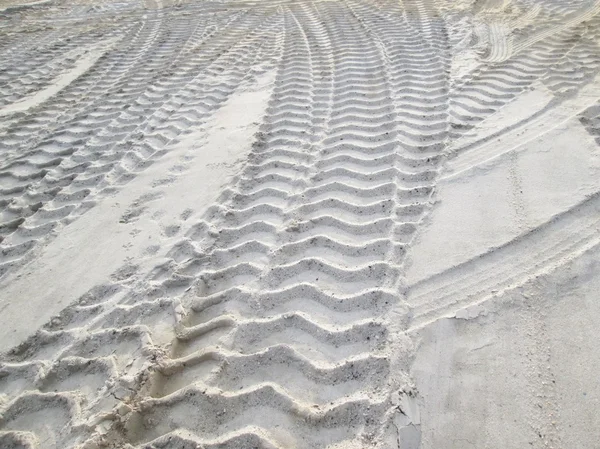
[{"left": 0, "top": 0, "right": 600, "bottom": 447}]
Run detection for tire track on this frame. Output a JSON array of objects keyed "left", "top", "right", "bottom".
[
  {"left": 407, "top": 191, "right": 600, "bottom": 331},
  {"left": 1, "top": 1, "right": 597, "bottom": 448},
  {"left": 0, "top": 1, "right": 447, "bottom": 447},
  {"left": 118, "top": 1, "right": 449, "bottom": 447},
  {"left": 448, "top": 4, "right": 600, "bottom": 141},
  {"left": 1, "top": 3, "right": 286, "bottom": 447},
  {"left": 0, "top": 4, "right": 276, "bottom": 277}
]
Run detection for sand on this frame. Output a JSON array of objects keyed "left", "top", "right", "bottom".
[{"left": 0, "top": 0, "right": 599, "bottom": 447}]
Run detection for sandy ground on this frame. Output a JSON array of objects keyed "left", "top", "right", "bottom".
[{"left": 0, "top": 0, "right": 600, "bottom": 448}]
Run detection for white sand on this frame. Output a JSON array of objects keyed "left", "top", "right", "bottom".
[{"left": 0, "top": 0, "right": 600, "bottom": 448}]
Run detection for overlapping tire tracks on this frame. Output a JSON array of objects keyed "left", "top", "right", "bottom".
[{"left": 2, "top": 0, "right": 600, "bottom": 448}]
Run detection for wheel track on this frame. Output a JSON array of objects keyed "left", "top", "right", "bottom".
[
  {"left": 4, "top": 2, "right": 395, "bottom": 447},
  {"left": 0, "top": 10, "right": 164, "bottom": 162},
  {"left": 0, "top": 4, "right": 287, "bottom": 447},
  {"left": 448, "top": 5, "right": 600, "bottom": 139},
  {"left": 0, "top": 5, "right": 279, "bottom": 277},
  {"left": 0, "top": 2, "right": 68, "bottom": 70},
  {"left": 3, "top": 1, "right": 595, "bottom": 448},
  {"left": 3, "top": 3, "right": 149, "bottom": 129},
  {"left": 107, "top": 0, "right": 446, "bottom": 445},
  {"left": 540, "top": 15, "right": 600, "bottom": 95},
  {"left": 0, "top": 7, "right": 236, "bottom": 165},
  {"left": 0, "top": 1, "right": 244, "bottom": 169},
  {"left": 407, "top": 191, "right": 600, "bottom": 331},
  {"left": 122, "top": 1, "right": 447, "bottom": 447}
]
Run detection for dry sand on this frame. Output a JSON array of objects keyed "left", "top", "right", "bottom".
[{"left": 0, "top": 0, "right": 599, "bottom": 447}]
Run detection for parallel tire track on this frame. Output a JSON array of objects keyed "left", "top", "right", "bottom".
[{"left": 2, "top": 1, "right": 600, "bottom": 448}]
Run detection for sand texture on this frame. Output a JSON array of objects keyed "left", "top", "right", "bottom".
[{"left": 0, "top": 0, "right": 600, "bottom": 447}]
